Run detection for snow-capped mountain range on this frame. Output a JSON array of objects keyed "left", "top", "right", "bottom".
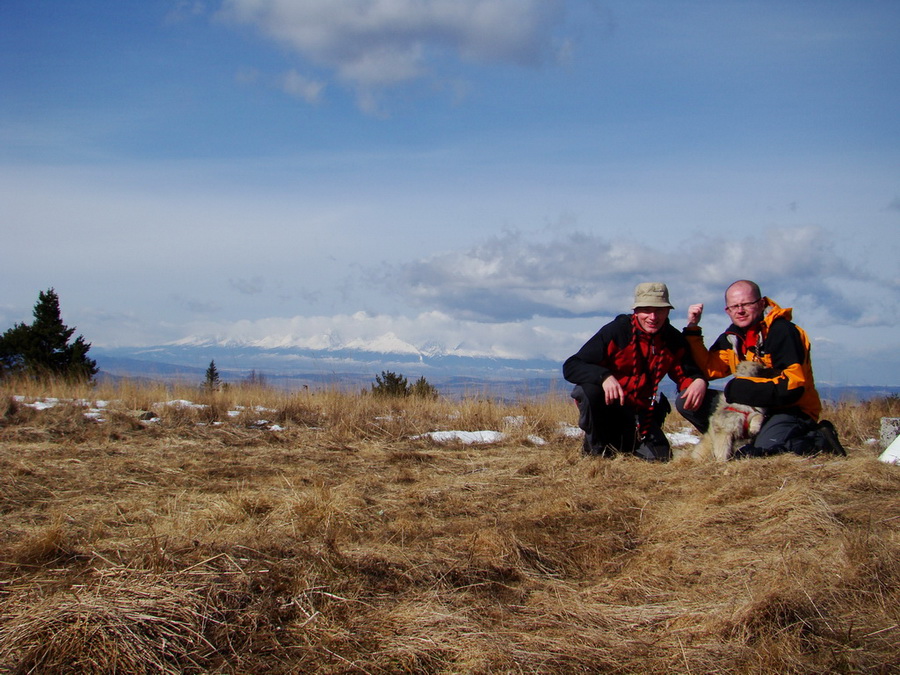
[
  {"left": 92, "top": 333, "right": 568, "bottom": 398},
  {"left": 92, "top": 332, "right": 900, "bottom": 403}
]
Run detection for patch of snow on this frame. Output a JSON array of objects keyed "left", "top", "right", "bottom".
[
  {"left": 558, "top": 423, "right": 583, "bottom": 438},
  {"left": 667, "top": 427, "right": 700, "bottom": 447},
  {"left": 18, "top": 397, "right": 61, "bottom": 410},
  {"left": 74, "top": 398, "right": 109, "bottom": 408},
  {"left": 417, "top": 430, "right": 506, "bottom": 444},
  {"left": 229, "top": 405, "right": 276, "bottom": 415},
  {"left": 160, "top": 399, "right": 206, "bottom": 409}
]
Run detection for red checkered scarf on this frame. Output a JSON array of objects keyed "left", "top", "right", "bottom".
[
  {"left": 741, "top": 325, "right": 761, "bottom": 359},
  {"left": 727, "top": 324, "right": 763, "bottom": 362},
  {"left": 629, "top": 314, "right": 668, "bottom": 438}
]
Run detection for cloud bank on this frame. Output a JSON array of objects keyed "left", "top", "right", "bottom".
[
  {"left": 220, "top": 0, "right": 569, "bottom": 110},
  {"left": 376, "top": 226, "right": 876, "bottom": 324}
]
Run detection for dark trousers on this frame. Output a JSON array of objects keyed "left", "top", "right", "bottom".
[
  {"left": 570, "top": 384, "right": 671, "bottom": 461},
  {"left": 675, "top": 389, "right": 825, "bottom": 456}
]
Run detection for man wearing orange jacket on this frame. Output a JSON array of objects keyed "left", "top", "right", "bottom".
[{"left": 676, "top": 279, "right": 844, "bottom": 457}]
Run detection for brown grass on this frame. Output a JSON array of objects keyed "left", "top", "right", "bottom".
[{"left": 1, "top": 381, "right": 898, "bottom": 673}]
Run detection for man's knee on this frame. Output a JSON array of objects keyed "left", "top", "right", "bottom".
[
  {"left": 571, "top": 383, "right": 604, "bottom": 404},
  {"left": 676, "top": 389, "right": 717, "bottom": 434},
  {"left": 570, "top": 384, "right": 604, "bottom": 430},
  {"left": 570, "top": 385, "right": 589, "bottom": 432},
  {"left": 743, "top": 413, "right": 821, "bottom": 456},
  {"left": 570, "top": 383, "right": 639, "bottom": 457}
]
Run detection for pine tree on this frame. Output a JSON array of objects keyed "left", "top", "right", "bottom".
[
  {"left": 409, "top": 375, "right": 438, "bottom": 399},
  {"left": 0, "top": 288, "right": 98, "bottom": 381},
  {"left": 371, "top": 370, "right": 409, "bottom": 397},
  {"left": 204, "top": 360, "right": 221, "bottom": 391}
]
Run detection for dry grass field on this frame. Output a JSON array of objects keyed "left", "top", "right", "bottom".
[{"left": 1, "top": 379, "right": 899, "bottom": 674}]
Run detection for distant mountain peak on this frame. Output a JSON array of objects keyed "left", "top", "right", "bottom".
[{"left": 343, "top": 332, "right": 421, "bottom": 356}]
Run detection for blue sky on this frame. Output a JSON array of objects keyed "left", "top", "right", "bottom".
[{"left": 2, "top": 0, "right": 899, "bottom": 385}]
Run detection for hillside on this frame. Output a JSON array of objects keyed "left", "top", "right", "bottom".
[
  {"left": 92, "top": 344, "right": 900, "bottom": 402},
  {"left": 1, "top": 384, "right": 899, "bottom": 673}
]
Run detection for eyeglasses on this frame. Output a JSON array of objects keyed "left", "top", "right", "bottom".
[{"left": 725, "top": 299, "right": 761, "bottom": 313}]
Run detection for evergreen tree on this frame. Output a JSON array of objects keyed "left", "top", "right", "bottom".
[
  {"left": 369, "top": 371, "right": 438, "bottom": 398},
  {"left": 204, "top": 360, "right": 221, "bottom": 391},
  {"left": 409, "top": 375, "right": 438, "bottom": 399},
  {"left": 371, "top": 370, "right": 409, "bottom": 397},
  {"left": 0, "top": 288, "right": 98, "bottom": 381}
]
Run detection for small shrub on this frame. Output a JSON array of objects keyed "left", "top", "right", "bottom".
[
  {"left": 371, "top": 371, "right": 438, "bottom": 399},
  {"left": 409, "top": 376, "right": 438, "bottom": 399},
  {"left": 371, "top": 371, "right": 409, "bottom": 398}
]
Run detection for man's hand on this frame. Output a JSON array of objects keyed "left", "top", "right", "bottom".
[
  {"left": 686, "top": 303, "right": 704, "bottom": 328},
  {"left": 679, "top": 378, "right": 708, "bottom": 412},
  {"left": 602, "top": 375, "right": 625, "bottom": 405}
]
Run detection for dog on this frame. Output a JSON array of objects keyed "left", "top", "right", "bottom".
[{"left": 692, "top": 360, "right": 768, "bottom": 462}]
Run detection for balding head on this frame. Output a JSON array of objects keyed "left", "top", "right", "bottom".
[{"left": 725, "top": 280, "right": 761, "bottom": 301}]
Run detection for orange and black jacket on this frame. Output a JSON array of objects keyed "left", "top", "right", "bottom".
[
  {"left": 683, "top": 298, "right": 822, "bottom": 421},
  {"left": 563, "top": 313, "right": 703, "bottom": 413}
]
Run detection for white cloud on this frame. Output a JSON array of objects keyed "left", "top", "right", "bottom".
[
  {"left": 281, "top": 69, "right": 325, "bottom": 103},
  {"left": 220, "top": 0, "right": 568, "bottom": 108},
  {"left": 377, "top": 226, "right": 888, "bottom": 326}
]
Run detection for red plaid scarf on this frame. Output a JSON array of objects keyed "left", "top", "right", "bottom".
[
  {"left": 741, "top": 325, "right": 760, "bottom": 358},
  {"left": 630, "top": 315, "right": 668, "bottom": 438}
]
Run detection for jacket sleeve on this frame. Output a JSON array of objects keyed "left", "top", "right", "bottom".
[
  {"left": 724, "top": 319, "right": 807, "bottom": 408},
  {"left": 683, "top": 327, "right": 733, "bottom": 380},
  {"left": 562, "top": 321, "right": 617, "bottom": 387},
  {"left": 666, "top": 328, "right": 705, "bottom": 391}
]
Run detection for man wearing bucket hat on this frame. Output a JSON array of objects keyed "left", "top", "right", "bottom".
[
  {"left": 676, "top": 279, "right": 845, "bottom": 457},
  {"left": 563, "top": 282, "right": 708, "bottom": 460}
]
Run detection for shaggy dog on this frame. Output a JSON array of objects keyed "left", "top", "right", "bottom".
[{"left": 693, "top": 360, "right": 768, "bottom": 462}]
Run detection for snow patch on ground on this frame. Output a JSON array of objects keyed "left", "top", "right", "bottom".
[
  {"left": 669, "top": 427, "right": 700, "bottom": 447},
  {"left": 417, "top": 430, "right": 506, "bottom": 444}
]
